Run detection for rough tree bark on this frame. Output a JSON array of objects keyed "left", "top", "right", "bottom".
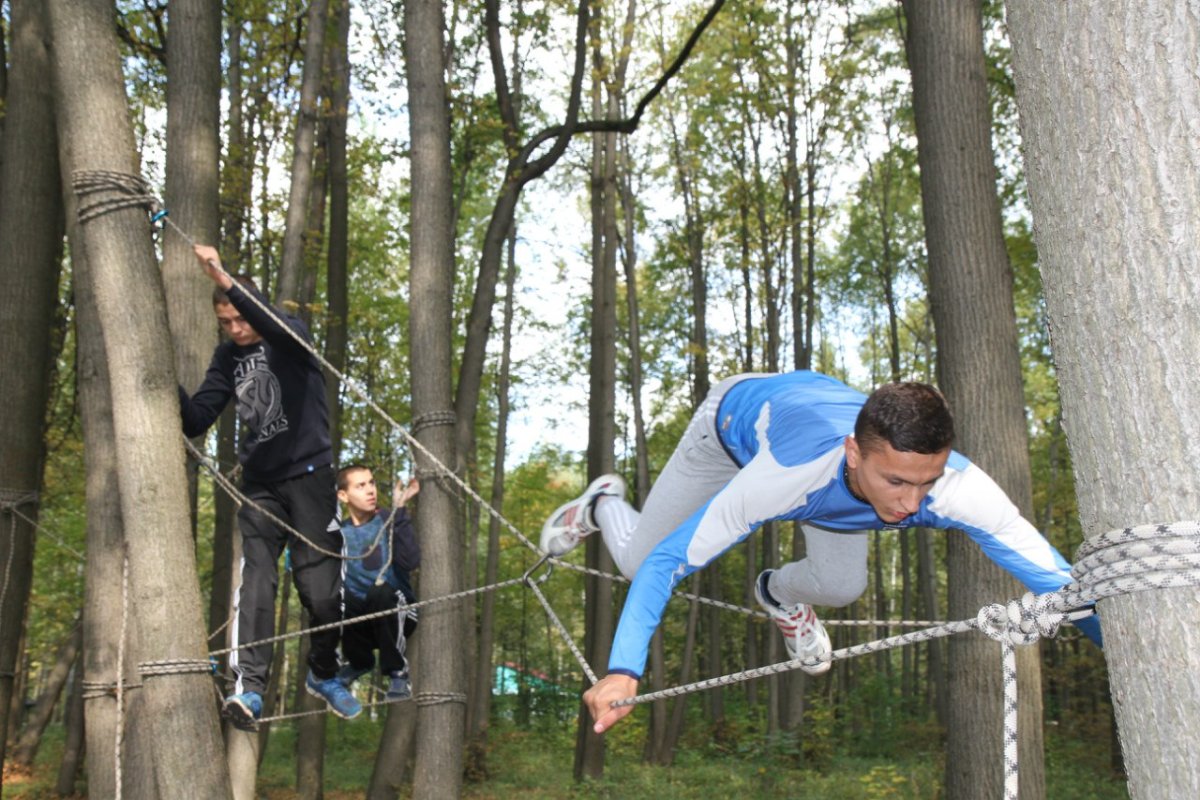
[
  {"left": 72, "top": 211, "right": 159, "bottom": 800},
  {"left": 162, "top": 0, "right": 221, "bottom": 407},
  {"left": 406, "top": 1, "right": 466, "bottom": 797},
  {"left": 0, "top": 0, "right": 63, "bottom": 765},
  {"left": 902, "top": 1, "right": 1047, "bottom": 796},
  {"left": 47, "top": 0, "right": 232, "bottom": 794},
  {"left": 1006, "top": 3, "right": 1200, "bottom": 797}
]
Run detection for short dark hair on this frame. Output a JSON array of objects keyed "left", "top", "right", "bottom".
[
  {"left": 212, "top": 274, "right": 261, "bottom": 307},
  {"left": 336, "top": 463, "right": 373, "bottom": 491},
  {"left": 854, "top": 382, "right": 955, "bottom": 455}
]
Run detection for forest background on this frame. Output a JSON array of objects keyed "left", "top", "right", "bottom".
[{"left": 0, "top": 0, "right": 1136, "bottom": 797}]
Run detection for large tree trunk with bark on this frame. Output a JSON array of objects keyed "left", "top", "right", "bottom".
[
  {"left": 162, "top": 0, "right": 221, "bottom": 400},
  {"left": 406, "top": 2, "right": 467, "bottom": 797},
  {"left": 903, "top": 2, "right": 1046, "bottom": 797},
  {"left": 48, "top": 0, "right": 232, "bottom": 795},
  {"left": 72, "top": 214, "right": 159, "bottom": 800},
  {"left": 1005, "top": 3, "right": 1200, "bottom": 797},
  {"left": 0, "top": 0, "right": 63, "bottom": 763}
]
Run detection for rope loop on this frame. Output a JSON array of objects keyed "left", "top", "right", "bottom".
[
  {"left": 975, "top": 592, "right": 1069, "bottom": 646},
  {"left": 139, "top": 658, "right": 216, "bottom": 678},
  {"left": 414, "top": 691, "right": 467, "bottom": 707},
  {"left": 0, "top": 489, "right": 39, "bottom": 511},
  {"left": 72, "top": 170, "right": 162, "bottom": 224},
  {"left": 411, "top": 410, "right": 457, "bottom": 435}
]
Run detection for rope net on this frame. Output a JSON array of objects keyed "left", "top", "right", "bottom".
[{"left": 66, "top": 170, "right": 1200, "bottom": 800}]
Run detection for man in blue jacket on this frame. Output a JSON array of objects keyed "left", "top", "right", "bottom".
[
  {"left": 179, "top": 244, "right": 359, "bottom": 727},
  {"left": 335, "top": 465, "right": 421, "bottom": 701},
  {"left": 540, "top": 371, "right": 1101, "bottom": 734}
]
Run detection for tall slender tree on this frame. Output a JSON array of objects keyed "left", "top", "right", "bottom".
[
  {"left": 406, "top": 1, "right": 466, "bottom": 796},
  {"left": 902, "top": 2, "right": 1049, "bottom": 796},
  {"left": 0, "top": 0, "right": 63, "bottom": 764}
]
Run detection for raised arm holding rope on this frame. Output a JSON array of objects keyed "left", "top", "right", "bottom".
[
  {"left": 178, "top": 244, "right": 361, "bottom": 727},
  {"left": 539, "top": 371, "right": 1103, "bottom": 734}
]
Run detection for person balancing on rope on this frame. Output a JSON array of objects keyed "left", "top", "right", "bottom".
[
  {"left": 540, "top": 371, "right": 1103, "bottom": 734},
  {"left": 178, "top": 243, "right": 362, "bottom": 727},
  {"left": 334, "top": 465, "right": 421, "bottom": 702}
]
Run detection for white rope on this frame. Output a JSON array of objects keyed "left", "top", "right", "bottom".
[{"left": 74, "top": 171, "right": 1200, "bottom": 800}]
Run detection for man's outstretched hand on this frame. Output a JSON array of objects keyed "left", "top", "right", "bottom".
[{"left": 583, "top": 673, "right": 639, "bottom": 734}]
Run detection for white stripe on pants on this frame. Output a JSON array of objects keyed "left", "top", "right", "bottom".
[{"left": 594, "top": 373, "right": 869, "bottom": 608}]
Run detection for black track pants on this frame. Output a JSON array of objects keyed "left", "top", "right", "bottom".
[{"left": 229, "top": 466, "right": 341, "bottom": 696}]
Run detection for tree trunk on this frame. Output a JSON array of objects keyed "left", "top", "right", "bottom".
[
  {"left": 1006, "top": 3, "right": 1200, "bottom": 796},
  {"left": 575, "top": 43, "right": 618, "bottom": 777},
  {"left": 367, "top": 698, "right": 418, "bottom": 799},
  {"left": 10, "top": 621, "right": 81, "bottom": 767},
  {"left": 162, "top": 0, "right": 221, "bottom": 521},
  {"left": 294, "top": 612, "right": 327, "bottom": 800},
  {"left": 0, "top": 0, "right": 62, "bottom": 764},
  {"left": 903, "top": 1, "right": 1046, "bottom": 797},
  {"left": 469, "top": 226, "right": 517, "bottom": 750},
  {"left": 48, "top": 0, "right": 232, "bottom": 794},
  {"left": 53, "top": 651, "right": 85, "bottom": 797},
  {"left": 323, "top": 0, "right": 352, "bottom": 461},
  {"left": 72, "top": 205, "right": 159, "bottom": 800},
  {"left": 276, "top": 0, "right": 329, "bottom": 306},
  {"left": 660, "top": 579, "right": 701, "bottom": 763},
  {"left": 406, "top": 2, "right": 467, "bottom": 796}
]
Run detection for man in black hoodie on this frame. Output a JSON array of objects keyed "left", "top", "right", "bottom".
[{"left": 179, "top": 243, "right": 360, "bottom": 727}]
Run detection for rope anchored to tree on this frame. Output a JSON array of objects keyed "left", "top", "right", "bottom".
[{"left": 72, "top": 170, "right": 161, "bottom": 225}]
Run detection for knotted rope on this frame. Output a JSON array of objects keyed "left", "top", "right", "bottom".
[{"left": 72, "top": 170, "right": 162, "bottom": 224}]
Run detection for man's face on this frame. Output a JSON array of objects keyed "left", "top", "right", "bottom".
[
  {"left": 338, "top": 469, "right": 378, "bottom": 517},
  {"left": 215, "top": 302, "right": 262, "bottom": 346},
  {"left": 844, "top": 435, "right": 949, "bottom": 524}
]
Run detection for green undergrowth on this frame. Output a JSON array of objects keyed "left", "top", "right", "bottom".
[{"left": 4, "top": 715, "right": 1128, "bottom": 799}]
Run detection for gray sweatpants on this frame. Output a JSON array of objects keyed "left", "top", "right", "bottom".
[{"left": 595, "top": 374, "right": 869, "bottom": 609}]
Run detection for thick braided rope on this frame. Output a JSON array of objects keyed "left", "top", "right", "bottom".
[
  {"left": 138, "top": 659, "right": 213, "bottom": 678},
  {"left": 72, "top": 170, "right": 161, "bottom": 224}
]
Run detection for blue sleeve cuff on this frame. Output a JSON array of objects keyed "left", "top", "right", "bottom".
[
  {"left": 1071, "top": 612, "right": 1103, "bottom": 647},
  {"left": 606, "top": 668, "right": 641, "bottom": 681}
]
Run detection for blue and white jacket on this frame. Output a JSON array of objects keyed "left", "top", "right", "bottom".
[{"left": 608, "top": 371, "right": 1098, "bottom": 679}]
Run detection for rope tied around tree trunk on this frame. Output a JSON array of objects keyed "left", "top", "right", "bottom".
[
  {"left": 0, "top": 490, "right": 40, "bottom": 648},
  {"left": 414, "top": 691, "right": 467, "bottom": 707},
  {"left": 138, "top": 658, "right": 215, "bottom": 678},
  {"left": 410, "top": 409, "right": 457, "bottom": 435},
  {"left": 0, "top": 489, "right": 39, "bottom": 511},
  {"left": 71, "top": 170, "right": 162, "bottom": 224}
]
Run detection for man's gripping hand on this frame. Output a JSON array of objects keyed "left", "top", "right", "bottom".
[
  {"left": 583, "top": 673, "right": 638, "bottom": 734},
  {"left": 193, "top": 243, "right": 233, "bottom": 291}
]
